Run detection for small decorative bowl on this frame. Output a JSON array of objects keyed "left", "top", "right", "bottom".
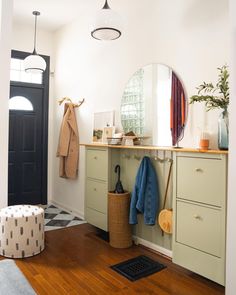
[{"left": 107, "top": 137, "right": 122, "bottom": 145}]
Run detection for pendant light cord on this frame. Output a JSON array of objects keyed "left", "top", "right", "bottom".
[
  {"left": 33, "top": 14, "right": 37, "bottom": 54},
  {"left": 103, "top": 0, "right": 110, "bottom": 9},
  {"left": 32, "top": 11, "right": 40, "bottom": 55}
]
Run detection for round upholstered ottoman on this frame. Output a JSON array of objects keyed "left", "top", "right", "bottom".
[{"left": 0, "top": 205, "right": 45, "bottom": 258}]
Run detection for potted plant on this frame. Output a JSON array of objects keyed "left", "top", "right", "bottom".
[{"left": 190, "top": 65, "right": 229, "bottom": 150}]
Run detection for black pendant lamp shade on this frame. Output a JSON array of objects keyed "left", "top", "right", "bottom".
[
  {"left": 91, "top": 0, "right": 122, "bottom": 41},
  {"left": 23, "top": 11, "right": 46, "bottom": 73}
]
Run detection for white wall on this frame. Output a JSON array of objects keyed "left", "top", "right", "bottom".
[
  {"left": 0, "top": 0, "right": 13, "bottom": 208},
  {"left": 52, "top": 0, "right": 229, "bottom": 216},
  {"left": 12, "top": 22, "right": 54, "bottom": 57},
  {"left": 226, "top": 0, "right": 236, "bottom": 294},
  {"left": 12, "top": 22, "right": 55, "bottom": 202}
]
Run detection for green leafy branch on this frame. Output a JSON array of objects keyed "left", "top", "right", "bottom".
[{"left": 190, "top": 65, "right": 229, "bottom": 111}]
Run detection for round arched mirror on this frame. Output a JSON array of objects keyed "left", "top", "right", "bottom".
[{"left": 121, "top": 64, "right": 187, "bottom": 146}]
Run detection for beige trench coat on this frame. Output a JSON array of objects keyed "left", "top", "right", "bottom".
[{"left": 57, "top": 103, "right": 79, "bottom": 179}]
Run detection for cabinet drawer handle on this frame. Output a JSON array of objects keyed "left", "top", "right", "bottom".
[
  {"left": 94, "top": 188, "right": 97, "bottom": 191},
  {"left": 195, "top": 168, "right": 203, "bottom": 172},
  {"left": 94, "top": 156, "right": 97, "bottom": 160},
  {"left": 193, "top": 214, "right": 201, "bottom": 219}
]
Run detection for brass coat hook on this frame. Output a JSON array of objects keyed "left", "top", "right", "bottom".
[{"left": 58, "top": 97, "right": 85, "bottom": 108}]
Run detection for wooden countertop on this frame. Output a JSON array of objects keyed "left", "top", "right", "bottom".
[{"left": 80, "top": 143, "right": 228, "bottom": 155}]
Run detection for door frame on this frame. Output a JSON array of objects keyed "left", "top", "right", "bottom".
[{"left": 10, "top": 49, "right": 50, "bottom": 204}]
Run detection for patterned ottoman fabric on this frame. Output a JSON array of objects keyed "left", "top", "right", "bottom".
[{"left": 0, "top": 205, "right": 45, "bottom": 258}]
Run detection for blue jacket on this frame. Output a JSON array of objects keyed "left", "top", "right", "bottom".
[{"left": 129, "top": 156, "right": 159, "bottom": 225}]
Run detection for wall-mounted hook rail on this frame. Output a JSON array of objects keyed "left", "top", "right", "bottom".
[
  {"left": 134, "top": 154, "right": 142, "bottom": 161},
  {"left": 122, "top": 154, "right": 131, "bottom": 159},
  {"left": 58, "top": 97, "right": 85, "bottom": 108},
  {"left": 153, "top": 156, "right": 173, "bottom": 163},
  {"left": 152, "top": 150, "right": 173, "bottom": 163},
  {"left": 121, "top": 150, "right": 173, "bottom": 163}
]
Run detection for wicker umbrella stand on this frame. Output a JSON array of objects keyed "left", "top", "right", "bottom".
[{"left": 108, "top": 191, "right": 132, "bottom": 248}]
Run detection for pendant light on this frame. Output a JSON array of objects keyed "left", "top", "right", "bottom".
[
  {"left": 23, "top": 11, "right": 46, "bottom": 73},
  {"left": 91, "top": 0, "right": 122, "bottom": 41}
]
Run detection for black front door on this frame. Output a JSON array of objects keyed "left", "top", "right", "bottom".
[
  {"left": 8, "top": 49, "right": 49, "bottom": 206},
  {"left": 8, "top": 85, "right": 46, "bottom": 205}
]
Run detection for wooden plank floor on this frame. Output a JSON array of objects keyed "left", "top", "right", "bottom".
[{"left": 8, "top": 224, "right": 224, "bottom": 295}]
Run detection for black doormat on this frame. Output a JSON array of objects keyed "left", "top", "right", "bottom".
[{"left": 110, "top": 255, "right": 166, "bottom": 281}]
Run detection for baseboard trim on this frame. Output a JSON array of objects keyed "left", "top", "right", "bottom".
[
  {"left": 133, "top": 235, "right": 172, "bottom": 258},
  {"left": 50, "top": 200, "right": 85, "bottom": 220}
]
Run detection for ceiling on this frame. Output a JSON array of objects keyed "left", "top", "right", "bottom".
[{"left": 13, "top": 0, "right": 104, "bottom": 32}]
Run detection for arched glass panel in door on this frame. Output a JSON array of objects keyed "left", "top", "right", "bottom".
[{"left": 9, "top": 96, "right": 34, "bottom": 111}]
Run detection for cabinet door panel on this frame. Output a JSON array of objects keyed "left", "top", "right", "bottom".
[
  {"left": 173, "top": 242, "right": 224, "bottom": 285},
  {"left": 176, "top": 200, "right": 222, "bottom": 257},
  {"left": 86, "top": 179, "right": 107, "bottom": 214},
  {"left": 86, "top": 208, "right": 107, "bottom": 231},
  {"left": 177, "top": 157, "right": 224, "bottom": 206},
  {"left": 86, "top": 149, "right": 108, "bottom": 181}
]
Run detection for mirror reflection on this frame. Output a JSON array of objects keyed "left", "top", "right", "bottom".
[{"left": 121, "top": 64, "right": 187, "bottom": 146}]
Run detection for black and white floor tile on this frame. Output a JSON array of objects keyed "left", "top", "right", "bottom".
[{"left": 44, "top": 204, "right": 86, "bottom": 231}]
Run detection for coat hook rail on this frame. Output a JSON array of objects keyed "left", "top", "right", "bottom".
[
  {"left": 153, "top": 156, "right": 173, "bottom": 163},
  {"left": 122, "top": 154, "right": 130, "bottom": 159},
  {"left": 134, "top": 154, "right": 142, "bottom": 161},
  {"left": 153, "top": 150, "right": 173, "bottom": 163},
  {"left": 122, "top": 153, "right": 172, "bottom": 163},
  {"left": 58, "top": 97, "right": 85, "bottom": 108}
]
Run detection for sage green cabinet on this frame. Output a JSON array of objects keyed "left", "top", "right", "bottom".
[
  {"left": 176, "top": 156, "right": 225, "bottom": 207},
  {"left": 86, "top": 149, "right": 108, "bottom": 181},
  {"left": 173, "top": 152, "right": 227, "bottom": 286},
  {"left": 84, "top": 145, "right": 227, "bottom": 285},
  {"left": 86, "top": 179, "right": 108, "bottom": 214},
  {"left": 85, "top": 147, "right": 109, "bottom": 231},
  {"left": 176, "top": 200, "right": 222, "bottom": 257}
]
